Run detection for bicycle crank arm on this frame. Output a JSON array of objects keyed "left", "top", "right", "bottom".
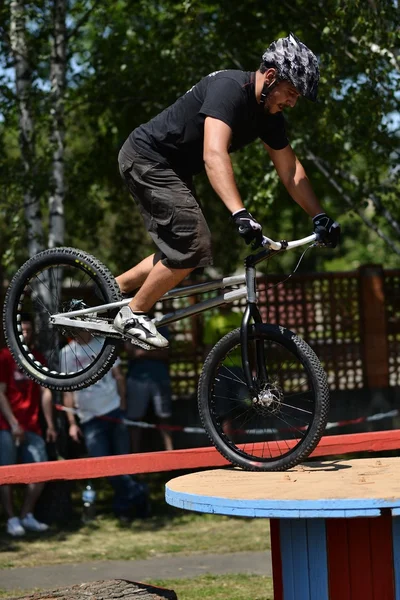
[
  {"left": 50, "top": 316, "right": 123, "bottom": 337},
  {"left": 50, "top": 316, "right": 153, "bottom": 350}
]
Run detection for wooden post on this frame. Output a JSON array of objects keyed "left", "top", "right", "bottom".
[{"left": 359, "top": 265, "right": 389, "bottom": 387}]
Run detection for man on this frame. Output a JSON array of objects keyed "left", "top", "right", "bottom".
[
  {"left": 62, "top": 331, "right": 150, "bottom": 522},
  {"left": 114, "top": 33, "right": 340, "bottom": 348},
  {"left": 0, "top": 317, "right": 57, "bottom": 537}
]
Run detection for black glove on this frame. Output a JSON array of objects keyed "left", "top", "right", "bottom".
[
  {"left": 231, "top": 209, "right": 263, "bottom": 249},
  {"left": 313, "top": 213, "right": 341, "bottom": 248}
]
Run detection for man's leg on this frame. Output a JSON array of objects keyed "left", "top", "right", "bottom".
[
  {"left": 0, "top": 431, "right": 17, "bottom": 519},
  {"left": 114, "top": 262, "right": 194, "bottom": 347},
  {"left": 115, "top": 157, "right": 211, "bottom": 346},
  {"left": 129, "top": 261, "right": 194, "bottom": 313},
  {"left": 19, "top": 433, "right": 49, "bottom": 532},
  {"left": 116, "top": 253, "right": 157, "bottom": 295},
  {"left": 0, "top": 486, "right": 14, "bottom": 519},
  {"left": 152, "top": 380, "right": 174, "bottom": 451},
  {"left": 159, "top": 420, "right": 174, "bottom": 452},
  {"left": 20, "top": 482, "right": 46, "bottom": 518},
  {"left": 105, "top": 410, "right": 147, "bottom": 520}
]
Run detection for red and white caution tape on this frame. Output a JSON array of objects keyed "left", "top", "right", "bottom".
[{"left": 55, "top": 404, "right": 398, "bottom": 436}]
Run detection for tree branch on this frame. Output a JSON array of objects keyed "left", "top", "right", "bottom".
[
  {"left": 313, "top": 155, "right": 400, "bottom": 239},
  {"left": 66, "top": 0, "right": 102, "bottom": 42},
  {"left": 306, "top": 150, "right": 400, "bottom": 256}
]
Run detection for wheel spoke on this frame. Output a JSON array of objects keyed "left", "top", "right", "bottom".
[
  {"left": 200, "top": 328, "right": 329, "bottom": 470},
  {"left": 5, "top": 250, "right": 119, "bottom": 389}
]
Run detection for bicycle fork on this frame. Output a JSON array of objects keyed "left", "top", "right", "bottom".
[{"left": 240, "top": 264, "right": 268, "bottom": 397}]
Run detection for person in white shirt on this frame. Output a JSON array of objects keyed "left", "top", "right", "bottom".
[{"left": 61, "top": 331, "right": 149, "bottom": 522}]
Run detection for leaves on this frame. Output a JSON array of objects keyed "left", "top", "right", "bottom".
[{"left": 1, "top": 0, "right": 399, "bottom": 276}]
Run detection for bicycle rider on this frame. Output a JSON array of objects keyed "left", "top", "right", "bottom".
[{"left": 114, "top": 33, "right": 341, "bottom": 348}]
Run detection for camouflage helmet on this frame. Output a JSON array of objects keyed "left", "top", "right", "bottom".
[{"left": 262, "top": 33, "right": 320, "bottom": 102}]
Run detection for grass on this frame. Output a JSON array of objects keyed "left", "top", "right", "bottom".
[
  {"left": 0, "top": 472, "right": 269, "bottom": 569},
  {"left": 0, "top": 511, "right": 269, "bottom": 568},
  {"left": 0, "top": 576, "right": 275, "bottom": 600},
  {"left": 0, "top": 472, "right": 273, "bottom": 599},
  {"left": 153, "top": 575, "right": 274, "bottom": 599}
]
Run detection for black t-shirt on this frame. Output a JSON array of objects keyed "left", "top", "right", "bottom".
[{"left": 128, "top": 70, "right": 289, "bottom": 178}]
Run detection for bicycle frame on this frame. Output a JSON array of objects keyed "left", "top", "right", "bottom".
[{"left": 50, "top": 233, "right": 317, "bottom": 395}]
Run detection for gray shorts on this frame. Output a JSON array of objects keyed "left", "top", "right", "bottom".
[
  {"left": 126, "top": 377, "right": 172, "bottom": 420},
  {"left": 118, "top": 145, "right": 213, "bottom": 269}
]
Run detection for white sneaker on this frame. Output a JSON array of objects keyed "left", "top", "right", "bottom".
[
  {"left": 7, "top": 517, "right": 25, "bottom": 537},
  {"left": 114, "top": 307, "right": 169, "bottom": 349},
  {"left": 20, "top": 513, "right": 49, "bottom": 532}
]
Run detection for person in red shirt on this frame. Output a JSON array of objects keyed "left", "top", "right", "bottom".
[{"left": 0, "top": 317, "right": 57, "bottom": 537}]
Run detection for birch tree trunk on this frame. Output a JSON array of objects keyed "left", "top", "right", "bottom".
[
  {"left": 10, "top": 0, "right": 44, "bottom": 257},
  {"left": 48, "top": 0, "right": 66, "bottom": 248}
]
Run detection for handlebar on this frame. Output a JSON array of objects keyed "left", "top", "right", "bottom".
[{"left": 261, "top": 233, "right": 317, "bottom": 251}]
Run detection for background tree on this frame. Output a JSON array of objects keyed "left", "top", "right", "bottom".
[{"left": 0, "top": 0, "right": 399, "bottom": 280}]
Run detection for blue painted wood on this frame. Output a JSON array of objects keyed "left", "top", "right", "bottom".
[
  {"left": 306, "top": 519, "right": 329, "bottom": 600},
  {"left": 278, "top": 519, "right": 329, "bottom": 600},
  {"left": 290, "top": 520, "right": 311, "bottom": 599},
  {"left": 165, "top": 486, "right": 395, "bottom": 519},
  {"left": 392, "top": 517, "right": 400, "bottom": 600},
  {"left": 279, "top": 520, "right": 296, "bottom": 600}
]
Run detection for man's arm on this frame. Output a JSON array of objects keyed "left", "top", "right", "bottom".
[
  {"left": 112, "top": 365, "right": 126, "bottom": 411},
  {"left": 41, "top": 387, "right": 57, "bottom": 442},
  {"left": 264, "top": 143, "right": 324, "bottom": 217},
  {"left": 0, "top": 382, "right": 24, "bottom": 443},
  {"left": 203, "top": 117, "right": 244, "bottom": 214},
  {"left": 63, "top": 391, "right": 82, "bottom": 442}
]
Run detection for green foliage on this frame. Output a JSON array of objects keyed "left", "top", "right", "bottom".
[{"left": 0, "top": 0, "right": 399, "bottom": 277}]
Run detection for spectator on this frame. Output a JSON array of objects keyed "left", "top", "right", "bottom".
[
  {"left": 125, "top": 325, "right": 173, "bottom": 453},
  {"left": 0, "top": 317, "right": 57, "bottom": 537},
  {"left": 61, "top": 330, "right": 150, "bottom": 523}
]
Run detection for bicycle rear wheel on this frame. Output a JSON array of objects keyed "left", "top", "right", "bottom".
[
  {"left": 3, "top": 247, "right": 121, "bottom": 391},
  {"left": 198, "top": 323, "right": 329, "bottom": 471}
]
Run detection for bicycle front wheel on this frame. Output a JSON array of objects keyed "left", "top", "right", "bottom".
[
  {"left": 3, "top": 247, "right": 121, "bottom": 391},
  {"left": 198, "top": 323, "right": 329, "bottom": 471}
]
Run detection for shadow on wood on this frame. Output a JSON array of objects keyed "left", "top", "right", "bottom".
[{"left": 8, "top": 579, "right": 178, "bottom": 600}]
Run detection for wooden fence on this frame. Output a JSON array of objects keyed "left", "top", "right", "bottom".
[
  {"left": 1, "top": 264, "right": 399, "bottom": 399},
  {"left": 163, "top": 265, "right": 400, "bottom": 401}
]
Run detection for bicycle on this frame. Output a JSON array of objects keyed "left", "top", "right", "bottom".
[{"left": 3, "top": 232, "right": 329, "bottom": 471}]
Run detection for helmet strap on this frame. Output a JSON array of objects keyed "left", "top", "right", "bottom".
[{"left": 259, "top": 78, "right": 280, "bottom": 107}]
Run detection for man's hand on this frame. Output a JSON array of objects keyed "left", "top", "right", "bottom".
[
  {"left": 46, "top": 426, "right": 58, "bottom": 443},
  {"left": 232, "top": 209, "right": 263, "bottom": 249},
  {"left": 313, "top": 213, "right": 341, "bottom": 248},
  {"left": 11, "top": 422, "right": 24, "bottom": 446},
  {"left": 69, "top": 423, "right": 83, "bottom": 443}
]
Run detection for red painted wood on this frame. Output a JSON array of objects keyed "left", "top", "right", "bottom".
[
  {"left": 269, "top": 519, "right": 283, "bottom": 600},
  {"left": 0, "top": 446, "right": 229, "bottom": 484},
  {"left": 369, "top": 514, "right": 395, "bottom": 599},
  {"left": 326, "top": 519, "right": 351, "bottom": 600},
  {"left": 311, "top": 430, "right": 400, "bottom": 457},
  {"left": 1, "top": 430, "right": 400, "bottom": 484},
  {"left": 347, "top": 518, "right": 374, "bottom": 599}
]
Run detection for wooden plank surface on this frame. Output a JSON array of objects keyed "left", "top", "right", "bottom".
[
  {"left": 1, "top": 430, "right": 400, "bottom": 485},
  {"left": 167, "top": 458, "right": 400, "bottom": 504}
]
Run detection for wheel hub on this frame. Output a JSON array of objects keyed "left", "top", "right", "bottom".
[{"left": 253, "top": 382, "right": 284, "bottom": 416}]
